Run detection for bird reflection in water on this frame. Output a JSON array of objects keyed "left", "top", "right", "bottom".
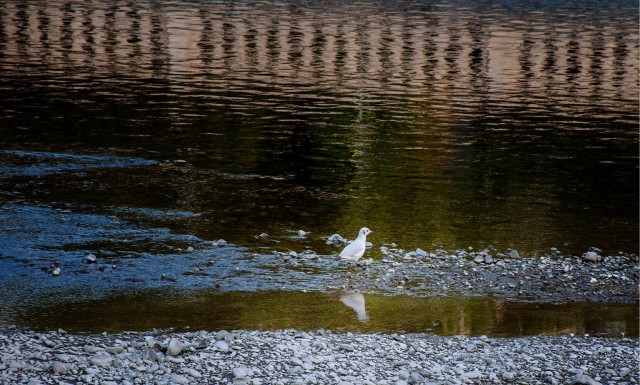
[{"left": 340, "top": 292, "right": 369, "bottom": 322}]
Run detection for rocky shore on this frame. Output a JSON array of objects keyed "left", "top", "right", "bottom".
[
  {"left": 335, "top": 246, "right": 639, "bottom": 303},
  {"left": 1, "top": 327, "right": 637, "bottom": 385}
]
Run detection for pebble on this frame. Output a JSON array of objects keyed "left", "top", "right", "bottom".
[
  {"left": 583, "top": 251, "right": 601, "bottom": 262},
  {"left": 0, "top": 321, "right": 636, "bottom": 385},
  {"left": 86, "top": 254, "right": 97, "bottom": 263},
  {"left": 502, "top": 371, "right": 515, "bottom": 380},
  {"left": 572, "top": 373, "right": 602, "bottom": 385},
  {"left": 166, "top": 337, "right": 183, "bottom": 356},
  {"left": 326, "top": 234, "right": 346, "bottom": 245},
  {"left": 214, "top": 340, "right": 230, "bottom": 352},
  {"left": 216, "top": 329, "right": 234, "bottom": 341},
  {"left": 170, "top": 374, "right": 190, "bottom": 384},
  {"left": 233, "top": 366, "right": 251, "bottom": 378},
  {"left": 90, "top": 354, "right": 113, "bottom": 367},
  {"left": 51, "top": 361, "right": 67, "bottom": 374}
]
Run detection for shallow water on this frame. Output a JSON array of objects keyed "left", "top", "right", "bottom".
[
  {"left": 0, "top": 0, "right": 638, "bottom": 334},
  {"left": 4, "top": 288, "right": 638, "bottom": 337}
]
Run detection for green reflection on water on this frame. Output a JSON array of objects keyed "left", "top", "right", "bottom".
[{"left": 11, "top": 289, "right": 638, "bottom": 337}]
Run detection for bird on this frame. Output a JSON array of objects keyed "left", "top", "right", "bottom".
[{"left": 338, "top": 227, "right": 372, "bottom": 267}]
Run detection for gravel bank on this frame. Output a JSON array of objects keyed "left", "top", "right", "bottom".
[
  {"left": 336, "top": 247, "right": 639, "bottom": 303},
  {"left": 1, "top": 327, "right": 637, "bottom": 385}
]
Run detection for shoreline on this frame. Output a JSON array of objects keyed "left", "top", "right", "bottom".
[{"left": 1, "top": 327, "right": 637, "bottom": 385}]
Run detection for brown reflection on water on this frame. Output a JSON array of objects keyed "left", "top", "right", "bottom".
[
  {"left": 0, "top": 2, "right": 637, "bottom": 103},
  {"left": 8, "top": 290, "right": 638, "bottom": 337}
]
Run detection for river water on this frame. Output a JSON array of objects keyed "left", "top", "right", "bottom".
[{"left": 0, "top": 0, "right": 638, "bottom": 335}]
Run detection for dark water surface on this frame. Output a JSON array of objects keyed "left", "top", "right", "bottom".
[
  {"left": 0, "top": 0, "right": 638, "bottom": 334},
  {"left": 7, "top": 289, "right": 639, "bottom": 337}
]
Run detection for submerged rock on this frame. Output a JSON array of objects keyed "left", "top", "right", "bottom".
[{"left": 327, "top": 234, "right": 346, "bottom": 245}]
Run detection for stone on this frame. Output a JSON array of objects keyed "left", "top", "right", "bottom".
[
  {"left": 545, "top": 376, "right": 559, "bottom": 385},
  {"left": 90, "top": 354, "right": 113, "bottom": 367},
  {"left": 188, "top": 368, "right": 203, "bottom": 378},
  {"left": 215, "top": 340, "right": 230, "bottom": 352},
  {"left": 145, "top": 336, "right": 157, "bottom": 348},
  {"left": 170, "top": 374, "right": 190, "bottom": 384},
  {"left": 289, "top": 357, "right": 303, "bottom": 366},
  {"left": 86, "top": 254, "right": 97, "bottom": 263},
  {"left": 408, "top": 372, "right": 424, "bottom": 384},
  {"left": 502, "top": 372, "right": 515, "bottom": 381},
  {"left": 583, "top": 251, "right": 601, "bottom": 262},
  {"left": 233, "top": 366, "right": 251, "bottom": 378},
  {"left": 51, "top": 267, "right": 61, "bottom": 276},
  {"left": 142, "top": 347, "right": 157, "bottom": 362},
  {"left": 106, "top": 346, "right": 124, "bottom": 354},
  {"left": 327, "top": 234, "right": 346, "bottom": 245},
  {"left": 507, "top": 250, "right": 520, "bottom": 259},
  {"left": 54, "top": 353, "right": 71, "bottom": 362},
  {"left": 416, "top": 248, "right": 427, "bottom": 257},
  {"left": 51, "top": 361, "right": 67, "bottom": 374},
  {"left": 572, "top": 374, "right": 601, "bottom": 385},
  {"left": 339, "top": 343, "right": 354, "bottom": 351},
  {"left": 216, "top": 330, "right": 234, "bottom": 341},
  {"left": 166, "top": 338, "right": 183, "bottom": 356},
  {"left": 84, "top": 345, "right": 101, "bottom": 354}
]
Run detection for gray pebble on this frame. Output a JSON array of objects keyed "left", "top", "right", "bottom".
[
  {"left": 54, "top": 353, "right": 71, "bottom": 362},
  {"left": 214, "top": 340, "right": 230, "bottom": 352},
  {"left": 170, "top": 374, "right": 190, "bottom": 384},
  {"left": 502, "top": 372, "right": 515, "bottom": 381},
  {"left": 572, "top": 373, "right": 602, "bottom": 385},
  {"left": 50, "top": 361, "right": 67, "bottom": 374},
  {"left": 90, "top": 354, "right": 113, "bottom": 367},
  {"left": 233, "top": 366, "right": 251, "bottom": 378},
  {"left": 106, "top": 346, "right": 124, "bottom": 354},
  {"left": 142, "top": 347, "right": 157, "bottom": 362},
  {"left": 216, "top": 330, "right": 234, "bottom": 341},
  {"left": 166, "top": 337, "right": 183, "bottom": 356}
]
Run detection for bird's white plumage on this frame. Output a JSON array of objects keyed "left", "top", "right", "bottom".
[{"left": 339, "top": 227, "right": 372, "bottom": 263}]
